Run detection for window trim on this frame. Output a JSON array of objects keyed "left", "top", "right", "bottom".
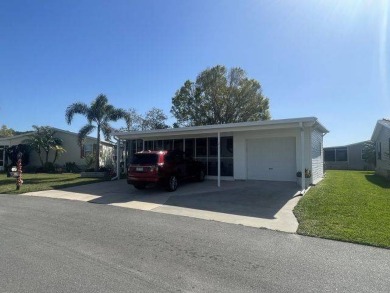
[{"left": 377, "top": 142, "right": 382, "bottom": 160}]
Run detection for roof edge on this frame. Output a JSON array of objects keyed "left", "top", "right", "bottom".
[{"left": 114, "top": 117, "right": 328, "bottom": 138}]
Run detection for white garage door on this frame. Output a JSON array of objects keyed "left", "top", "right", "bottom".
[{"left": 247, "top": 137, "right": 296, "bottom": 181}]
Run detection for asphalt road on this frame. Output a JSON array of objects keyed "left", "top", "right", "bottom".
[{"left": 0, "top": 194, "right": 389, "bottom": 293}]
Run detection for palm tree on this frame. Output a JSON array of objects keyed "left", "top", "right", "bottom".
[
  {"left": 65, "top": 94, "right": 129, "bottom": 171},
  {"left": 24, "top": 126, "right": 64, "bottom": 166}
]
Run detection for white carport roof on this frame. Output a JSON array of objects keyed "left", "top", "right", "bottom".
[
  {"left": 113, "top": 117, "right": 328, "bottom": 139},
  {"left": 112, "top": 117, "right": 328, "bottom": 190}
]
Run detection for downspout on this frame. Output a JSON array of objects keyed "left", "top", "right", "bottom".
[
  {"left": 300, "top": 122, "right": 305, "bottom": 193},
  {"left": 111, "top": 136, "right": 121, "bottom": 181},
  {"left": 218, "top": 131, "right": 221, "bottom": 187}
]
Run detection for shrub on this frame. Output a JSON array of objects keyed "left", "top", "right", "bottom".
[
  {"left": 35, "top": 163, "right": 57, "bottom": 173},
  {"left": 296, "top": 169, "right": 312, "bottom": 178},
  {"left": 65, "top": 162, "right": 80, "bottom": 173},
  {"left": 23, "top": 165, "right": 37, "bottom": 173},
  {"left": 84, "top": 154, "right": 95, "bottom": 169}
]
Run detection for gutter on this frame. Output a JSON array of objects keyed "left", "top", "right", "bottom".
[
  {"left": 299, "top": 122, "right": 305, "bottom": 194},
  {"left": 111, "top": 135, "right": 121, "bottom": 181}
]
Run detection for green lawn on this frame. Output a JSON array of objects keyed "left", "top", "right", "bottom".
[
  {"left": 0, "top": 173, "right": 105, "bottom": 194},
  {"left": 294, "top": 170, "right": 390, "bottom": 248}
]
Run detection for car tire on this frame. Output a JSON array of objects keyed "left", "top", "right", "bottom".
[
  {"left": 133, "top": 183, "right": 146, "bottom": 190},
  {"left": 166, "top": 175, "right": 178, "bottom": 192},
  {"left": 198, "top": 170, "right": 205, "bottom": 182}
]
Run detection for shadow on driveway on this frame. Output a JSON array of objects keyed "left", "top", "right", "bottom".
[
  {"left": 24, "top": 179, "right": 302, "bottom": 232},
  {"left": 82, "top": 179, "right": 300, "bottom": 220}
]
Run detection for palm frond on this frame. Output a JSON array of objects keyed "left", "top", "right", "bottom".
[
  {"left": 109, "top": 108, "right": 129, "bottom": 122},
  {"left": 101, "top": 123, "right": 113, "bottom": 141},
  {"left": 88, "top": 94, "right": 108, "bottom": 123},
  {"left": 65, "top": 102, "right": 89, "bottom": 124},
  {"left": 78, "top": 124, "right": 95, "bottom": 146}
]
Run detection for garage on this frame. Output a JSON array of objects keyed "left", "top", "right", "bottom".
[{"left": 246, "top": 137, "right": 296, "bottom": 181}]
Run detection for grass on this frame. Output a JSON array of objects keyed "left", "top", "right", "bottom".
[
  {"left": 294, "top": 170, "right": 390, "bottom": 249},
  {"left": 0, "top": 173, "right": 105, "bottom": 194}
]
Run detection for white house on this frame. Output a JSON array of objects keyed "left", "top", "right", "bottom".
[
  {"left": 371, "top": 119, "right": 390, "bottom": 178},
  {"left": 113, "top": 117, "right": 328, "bottom": 189},
  {"left": 0, "top": 128, "right": 115, "bottom": 171}
]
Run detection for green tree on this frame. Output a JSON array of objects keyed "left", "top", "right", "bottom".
[
  {"left": 141, "top": 107, "right": 169, "bottom": 130},
  {"left": 362, "top": 141, "right": 376, "bottom": 167},
  {"left": 65, "top": 94, "right": 129, "bottom": 171},
  {"left": 122, "top": 107, "right": 169, "bottom": 131},
  {"left": 6, "top": 144, "right": 31, "bottom": 166},
  {"left": 171, "top": 65, "right": 271, "bottom": 127},
  {"left": 24, "top": 126, "right": 64, "bottom": 166},
  {"left": 0, "top": 125, "right": 15, "bottom": 137},
  {"left": 124, "top": 108, "right": 143, "bottom": 131}
]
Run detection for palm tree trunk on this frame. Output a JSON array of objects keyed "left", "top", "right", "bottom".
[
  {"left": 37, "top": 149, "right": 44, "bottom": 166},
  {"left": 53, "top": 150, "right": 58, "bottom": 164},
  {"left": 96, "top": 125, "right": 100, "bottom": 171}
]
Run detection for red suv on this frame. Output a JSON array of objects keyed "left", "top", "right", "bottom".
[{"left": 127, "top": 150, "right": 206, "bottom": 191}]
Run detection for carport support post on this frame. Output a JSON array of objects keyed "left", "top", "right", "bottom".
[
  {"left": 116, "top": 138, "right": 120, "bottom": 180},
  {"left": 300, "top": 122, "right": 305, "bottom": 191},
  {"left": 218, "top": 131, "right": 221, "bottom": 187}
]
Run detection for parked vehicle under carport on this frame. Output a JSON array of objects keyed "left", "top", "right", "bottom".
[{"left": 127, "top": 150, "right": 205, "bottom": 191}]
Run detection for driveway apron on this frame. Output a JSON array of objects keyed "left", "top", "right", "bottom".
[{"left": 24, "top": 179, "right": 302, "bottom": 233}]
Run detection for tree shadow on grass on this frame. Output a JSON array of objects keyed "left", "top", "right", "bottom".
[
  {"left": 23, "top": 177, "right": 105, "bottom": 189},
  {"left": 23, "top": 177, "right": 88, "bottom": 185},
  {"left": 50, "top": 180, "right": 105, "bottom": 190},
  {"left": 0, "top": 177, "right": 106, "bottom": 193},
  {"left": 364, "top": 174, "right": 390, "bottom": 189}
]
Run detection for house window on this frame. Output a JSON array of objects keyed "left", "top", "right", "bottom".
[
  {"left": 155, "top": 140, "right": 163, "bottom": 150},
  {"left": 335, "top": 148, "right": 348, "bottom": 161},
  {"left": 173, "top": 139, "right": 183, "bottom": 151},
  {"left": 83, "top": 144, "right": 94, "bottom": 158},
  {"left": 377, "top": 142, "right": 382, "bottom": 160},
  {"left": 144, "top": 140, "right": 153, "bottom": 150},
  {"left": 126, "top": 136, "right": 234, "bottom": 177},
  {"left": 324, "top": 149, "right": 335, "bottom": 162},
  {"left": 184, "top": 138, "right": 195, "bottom": 157},
  {"left": 361, "top": 149, "right": 366, "bottom": 160},
  {"left": 324, "top": 147, "right": 348, "bottom": 162},
  {"left": 196, "top": 138, "right": 207, "bottom": 156},
  {"left": 388, "top": 138, "right": 390, "bottom": 158}
]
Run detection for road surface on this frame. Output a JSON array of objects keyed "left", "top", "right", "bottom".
[{"left": 0, "top": 194, "right": 389, "bottom": 292}]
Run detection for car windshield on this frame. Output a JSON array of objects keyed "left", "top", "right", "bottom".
[{"left": 131, "top": 153, "right": 158, "bottom": 165}]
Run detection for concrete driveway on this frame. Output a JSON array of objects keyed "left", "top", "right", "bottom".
[{"left": 24, "top": 179, "right": 302, "bottom": 233}]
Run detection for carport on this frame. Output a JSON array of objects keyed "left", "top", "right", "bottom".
[{"left": 113, "top": 117, "right": 328, "bottom": 190}]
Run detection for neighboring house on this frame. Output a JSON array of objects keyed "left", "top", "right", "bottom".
[
  {"left": 371, "top": 119, "right": 390, "bottom": 178},
  {"left": 0, "top": 128, "right": 114, "bottom": 171},
  {"left": 113, "top": 117, "right": 328, "bottom": 189},
  {"left": 324, "top": 141, "right": 374, "bottom": 171}
]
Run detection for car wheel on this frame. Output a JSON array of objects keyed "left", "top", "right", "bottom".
[
  {"left": 198, "top": 170, "right": 205, "bottom": 182},
  {"left": 133, "top": 183, "right": 146, "bottom": 190},
  {"left": 166, "top": 175, "right": 178, "bottom": 192}
]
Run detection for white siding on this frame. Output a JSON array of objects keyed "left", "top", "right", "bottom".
[
  {"left": 375, "top": 126, "right": 390, "bottom": 177},
  {"left": 311, "top": 129, "right": 324, "bottom": 184}
]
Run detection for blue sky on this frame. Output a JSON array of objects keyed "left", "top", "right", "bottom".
[{"left": 0, "top": 0, "right": 389, "bottom": 146}]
